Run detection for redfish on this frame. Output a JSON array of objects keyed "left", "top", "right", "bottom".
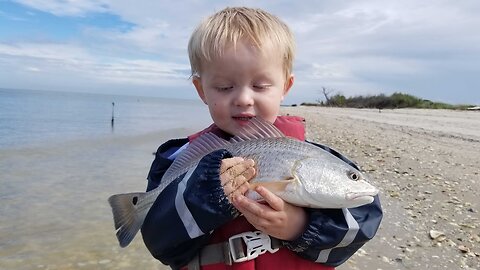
[{"left": 108, "top": 118, "right": 378, "bottom": 247}]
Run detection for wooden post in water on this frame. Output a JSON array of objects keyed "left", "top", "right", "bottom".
[{"left": 111, "top": 102, "right": 115, "bottom": 127}]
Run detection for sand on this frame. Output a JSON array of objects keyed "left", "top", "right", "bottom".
[
  {"left": 280, "top": 106, "right": 480, "bottom": 270},
  {"left": 1, "top": 107, "right": 478, "bottom": 269}
]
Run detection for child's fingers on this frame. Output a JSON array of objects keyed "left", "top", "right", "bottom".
[
  {"left": 220, "top": 158, "right": 255, "bottom": 185},
  {"left": 223, "top": 167, "right": 255, "bottom": 195},
  {"left": 254, "top": 186, "right": 284, "bottom": 211},
  {"left": 227, "top": 182, "right": 250, "bottom": 202},
  {"left": 220, "top": 157, "right": 245, "bottom": 186},
  {"left": 234, "top": 195, "right": 270, "bottom": 228},
  {"left": 241, "top": 166, "right": 256, "bottom": 180},
  {"left": 223, "top": 159, "right": 254, "bottom": 179},
  {"left": 223, "top": 174, "right": 246, "bottom": 196},
  {"left": 220, "top": 157, "right": 245, "bottom": 174}
]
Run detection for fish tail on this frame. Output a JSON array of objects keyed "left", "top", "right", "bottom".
[{"left": 108, "top": 192, "right": 149, "bottom": 247}]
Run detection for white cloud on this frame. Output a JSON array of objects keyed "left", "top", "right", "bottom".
[
  {"left": 25, "top": 66, "right": 40, "bottom": 72},
  {"left": 309, "top": 63, "right": 352, "bottom": 81},
  {"left": 3, "top": 0, "right": 480, "bottom": 104},
  {"left": 0, "top": 43, "right": 190, "bottom": 86},
  {"left": 15, "top": 0, "right": 109, "bottom": 16},
  {"left": 96, "top": 59, "right": 190, "bottom": 85},
  {"left": 0, "top": 43, "right": 94, "bottom": 63}
]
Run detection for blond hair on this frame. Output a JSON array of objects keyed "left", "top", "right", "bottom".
[{"left": 188, "top": 7, "right": 295, "bottom": 79}]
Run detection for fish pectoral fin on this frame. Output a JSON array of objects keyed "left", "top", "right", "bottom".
[{"left": 250, "top": 177, "right": 296, "bottom": 192}]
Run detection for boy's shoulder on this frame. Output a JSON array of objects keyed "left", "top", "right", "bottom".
[
  {"left": 147, "top": 138, "right": 189, "bottom": 191},
  {"left": 155, "top": 138, "right": 189, "bottom": 159}
]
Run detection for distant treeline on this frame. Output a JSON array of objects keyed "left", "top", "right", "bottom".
[{"left": 301, "top": 92, "right": 473, "bottom": 110}]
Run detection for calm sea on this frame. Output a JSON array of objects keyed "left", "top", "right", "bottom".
[
  {"left": 0, "top": 88, "right": 211, "bottom": 149},
  {"left": 0, "top": 88, "right": 212, "bottom": 269}
]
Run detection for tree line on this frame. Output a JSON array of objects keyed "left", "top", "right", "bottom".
[{"left": 300, "top": 88, "right": 473, "bottom": 110}]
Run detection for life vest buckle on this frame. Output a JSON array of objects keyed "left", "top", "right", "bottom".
[{"left": 228, "top": 231, "right": 279, "bottom": 263}]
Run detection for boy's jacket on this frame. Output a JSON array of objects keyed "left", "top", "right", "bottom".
[{"left": 141, "top": 116, "right": 383, "bottom": 269}]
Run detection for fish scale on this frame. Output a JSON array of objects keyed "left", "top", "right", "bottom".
[{"left": 225, "top": 137, "right": 314, "bottom": 182}]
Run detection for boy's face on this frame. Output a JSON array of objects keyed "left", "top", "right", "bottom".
[{"left": 193, "top": 40, "right": 294, "bottom": 136}]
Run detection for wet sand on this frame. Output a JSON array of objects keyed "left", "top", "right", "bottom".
[{"left": 1, "top": 107, "right": 478, "bottom": 269}]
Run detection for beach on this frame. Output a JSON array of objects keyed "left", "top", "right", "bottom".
[
  {"left": 1, "top": 106, "right": 479, "bottom": 269},
  {"left": 282, "top": 106, "right": 480, "bottom": 270}
]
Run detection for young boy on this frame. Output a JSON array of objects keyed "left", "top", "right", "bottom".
[{"left": 141, "top": 7, "right": 382, "bottom": 270}]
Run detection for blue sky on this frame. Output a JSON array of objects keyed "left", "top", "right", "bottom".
[{"left": 1, "top": 0, "right": 479, "bottom": 105}]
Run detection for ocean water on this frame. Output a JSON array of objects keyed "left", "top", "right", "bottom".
[
  {"left": 0, "top": 88, "right": 211, "bottom": 149},
  {"left": 0, "top": 88, "right": 212, "bottom": 269}
]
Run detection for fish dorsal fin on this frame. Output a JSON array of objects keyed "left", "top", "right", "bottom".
[
  {"left": 162, "top": 132, "right": 230, "bottom": 182},
  {"left": 161, "top": 118, "right": 284, "bottom": 183},
  {"left": 230, "top": 117, "right": 285, "bottom": 143}
]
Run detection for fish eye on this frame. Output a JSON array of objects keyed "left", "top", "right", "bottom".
[{"left": 348, "top": 171, "right": 360, "bottom": 181}]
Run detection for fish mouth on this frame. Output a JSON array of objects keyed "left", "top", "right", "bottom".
[{"left": 345, "top": 190, "right": 378, "bottom": 201}]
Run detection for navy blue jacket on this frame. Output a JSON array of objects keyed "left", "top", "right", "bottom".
[{"left": 141, "top": 138, "right": 383, "bottom": 269}]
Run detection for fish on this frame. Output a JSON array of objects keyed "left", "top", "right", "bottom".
[{"left": 108, "top": 117, "right": 379, "bottom": 247}]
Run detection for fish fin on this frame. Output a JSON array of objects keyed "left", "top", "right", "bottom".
[
  {"left": 108, "top": 192, "right": 149, "bottom": 248},
  {"left": 162, "top": 118, "right": 283, "bottom": 182},
  {"left": 250, "top": 177, "right": 296, "bottom": 192},
  {"left": 230, "top": 117, "right": 285, "bottom": 143},
  {"left": 163, "top": 132, "right": 229, "bottom": 182}
]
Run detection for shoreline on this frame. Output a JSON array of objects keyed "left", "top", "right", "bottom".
[{"left": 1, "top": 107, "right": 478, "bottom": 269}]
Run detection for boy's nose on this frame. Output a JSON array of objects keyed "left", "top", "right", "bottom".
[{"left": 233, "top": 87, "right": 254, "bottom": 107}]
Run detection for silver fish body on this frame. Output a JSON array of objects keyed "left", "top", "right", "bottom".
[
  {"left": 225, "top": 137, "right": 377, "bottom": 208},
  {"left": 108, "top": 118, "right": 378, "bottom": 247}
]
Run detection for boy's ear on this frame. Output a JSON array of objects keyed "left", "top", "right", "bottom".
[
  {"left": 192, "top": 76, "right": 207, "bottom": 104},
  {"left": 282, "top": 74, "right": 295, "bottom": 98}
]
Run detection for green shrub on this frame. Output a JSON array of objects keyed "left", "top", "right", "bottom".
[{"left": 317, "top": 91, "right": 473, "bottom": 109}]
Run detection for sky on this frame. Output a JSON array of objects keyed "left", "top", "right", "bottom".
[{"left": 1, "top": 0, "right": 479, "bottom": 105}]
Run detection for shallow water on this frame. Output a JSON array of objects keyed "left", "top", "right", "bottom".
[
  {"left": 0, "top": 89, "right": 212, "bottom": 269},
  {"left": 0, "top": 130, "right": 203, "bottom": 269}
]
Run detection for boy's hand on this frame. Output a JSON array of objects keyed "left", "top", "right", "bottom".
[
  {"left": 232, "top": 186, "right": 307, "bottom": 241},
  {"left": 220, "top": 157, "right": 256, "bottom": 202}
]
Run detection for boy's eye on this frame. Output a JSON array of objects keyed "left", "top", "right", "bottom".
[
  {"left": 215, "top": 86, "right": 233, "bottom": 91},
  {"left": 254, "top": 84, "right": 271, "bottom": 90}
]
